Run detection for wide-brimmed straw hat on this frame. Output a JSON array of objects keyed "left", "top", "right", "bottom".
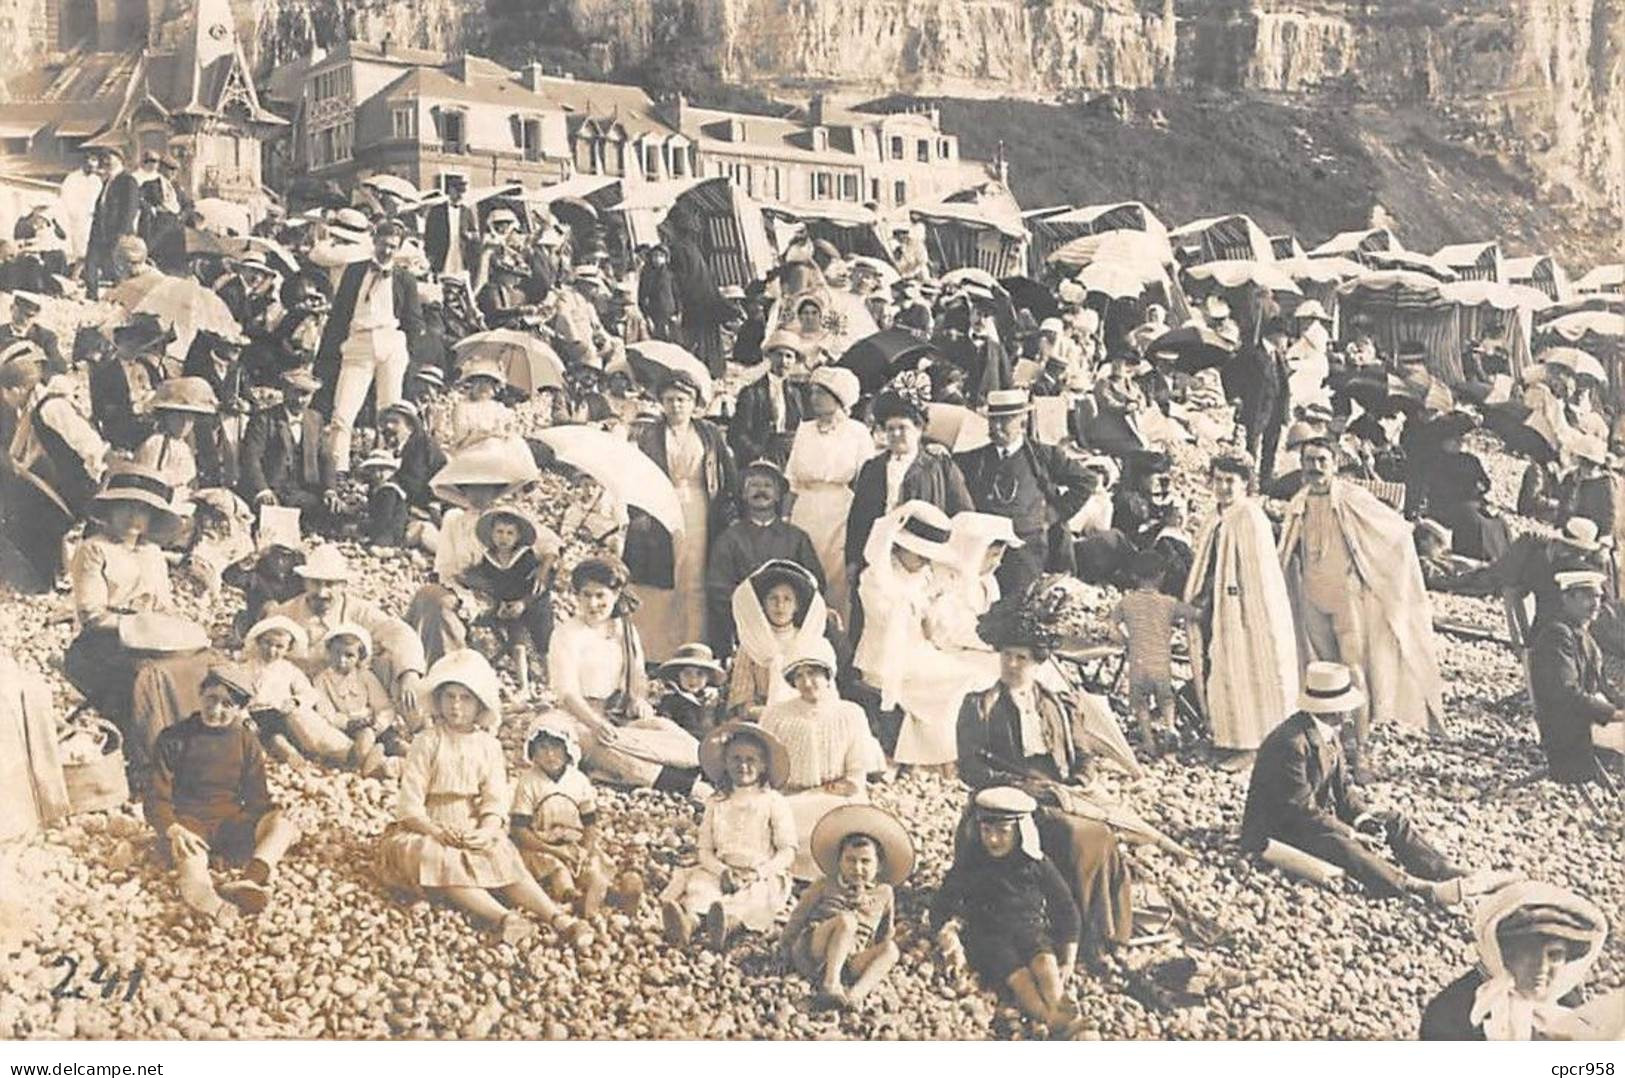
[
  {"left": 1293, "top": 299, "right": 1330, "bottom": 322},
  {"left": 430, "top": 439, "right": 540, "bottom": 507},
  {"left": 890, "top": 503, "right": 954, "bottom": 561},
  {"left": 1297, "top": 661, "right": 1366, "bottom": 714},
  {"left": 657, "top": 642, "right": 727, "bottom": 686},
  {"left": 457, "top": 357, "right": 507, "bottom": 387},
  {"left": 811, "top": 804, "right": 915, "bottom": 885},
  {"left": 808, "top": 366, "right": 860, "bottom": 412},
  {"left": 293, "top": 544, "right": 353, "bottom": 582},
  {"left": 474, "top": 506, "right": 539, "bottom": 552},
  {"left": 1554, "top": 569, "right": 1607, "bottom": 594},
  {"left": 421, "top": 648, "right": 503, "bottom": 722},
  {"left": 698, "top": 722, "right": 790, "bottom": 789},
  {"left": 118, "top": 612, "right": 209, "bottom": 654},
  {"left": 1556, "top": 517, "right": 1608, "bottom": 552},
  {"left": 90, "top": 464, "right": 185, "bottom": 541},
  {"left": 149, "top": 376, "right": 219, "bottom": 415}
]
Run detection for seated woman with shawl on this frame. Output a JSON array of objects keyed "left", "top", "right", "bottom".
[
  {"left": 853, "top": 501, "right": 992, "bottom": 773},
  {"left": 546, "top": 556, "right": 702, "bottom": 793},
  {"left": 923, "top": 512, "right": 1021, "bottom": 695},
  {"left": 1421, "top": 882, "right": 1618, "bottom": 1040},
  {"left": 725, "top": 560, "right": 831, "bottom": 723},
  {"left": 760, "top": 639, "right": 885, "bottom": 879}
]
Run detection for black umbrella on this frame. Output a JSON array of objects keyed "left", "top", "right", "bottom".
[
  {"left": 837, "top": 329, "right": 940, "bottom": 395},
  {"left": 1148, "top": 324, "right": 1235, "bottom": 375},
  {"left": 1000, "top": 276, "right": 1059, "bottom": 323}
]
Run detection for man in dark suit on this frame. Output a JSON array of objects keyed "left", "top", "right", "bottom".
[
  {"left": 845, "top": 390, "right": 972, "bottom": 582},
  {"left": 1241, "top": 661, "right": 1473, "bottom": 903},
  {"left": 1528, "top": 571, "right": 1625, "bottom": 784},
  {"left": 84, "top": 147, "right": 141, "bottom": 300},
  {"left": 728, "top": 331, "right": 807, "bottom": 467},
  {"left": 1224, "top": 316, "right": 1292, "bottom": 482},
  {"left": 706, "top": 459, "right": 824, "bottom": 656},
  {"left": 137, "top": 152, "right": 187, "bottom": 273},
  {"left": 0, "top": 293, "right": 65, "bottom": 374},
  {"left": 239, "top": 366, "right": 327, "bottom": 514},
  {"left": 314, "top": 220, "right": 422, "bottom": 483},
  {"left": 955, "top": 387, "right": 1089, "bottom": 598},
  {"left": 422, "top": 175, "right": 480, "bottom": 283}
]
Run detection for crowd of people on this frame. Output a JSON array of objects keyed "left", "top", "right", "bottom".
[{"left": 1, "top": 145, "right": 1622, "bottom": 1039}]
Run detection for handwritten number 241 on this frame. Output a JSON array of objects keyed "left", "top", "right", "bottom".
[{"left": 49, "top": 954, "right": 144, "bottom": 1002}]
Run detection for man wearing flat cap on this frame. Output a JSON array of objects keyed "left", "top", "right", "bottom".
[
  {"left": 955, "top": 387, "right": 1091, "bottom": 598},
  {"left": 1528, "top": 570, "right": 1625, "bottom": 784}
]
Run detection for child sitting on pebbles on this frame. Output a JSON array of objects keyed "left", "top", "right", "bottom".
[
  {"left": 145, "top": 663, "right": 302, "bottom": 923},
  {"left": 462, "top": 507, "right": 553, "bottom": 697},
  {"left": 311, "top": 623, "right": 409, "bottom": 775},
  {"left": 781, "top": 804, "right": 913, "bottom": 1011},
  {"left": 510, "top": 716, "right": 642, "bottom": 918},
  {"left": 376, "top": 649, "right": 595, "bottom": 948},
  {"left": 653, "top": 643, "right": 726, "bottom": 738},
  {"left": 661, "top": 723, "right": 796, "bottom": 951},
  {"left": 242, "top": 615, "right": 391, "bottom": 777},
  {"left": 932, "top": 787, "right": 1089, "bottom": 1039}
]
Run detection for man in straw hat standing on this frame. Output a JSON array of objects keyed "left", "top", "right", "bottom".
[
  {"left": 1242, "top": 662, "right": 1504, "bottom": 905},
  {"left": 314, "top": 219, "right": 423, "bottom": 483},
  {"left": 1278, "top": 433, "right": 1444, "bottom": 779},
  {"left": 956, "top": 387, "right": 1091, "bottom": 599},
  {"left": 265, "top": 544, "right": 428, "bottom": 716},
  {"left": 1527, "top": 570, "right": 1625, "bottom": 784}
]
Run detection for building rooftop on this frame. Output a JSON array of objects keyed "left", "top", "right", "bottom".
[{"left": 379, "top": 65, "right": 559, "bottom": 113}]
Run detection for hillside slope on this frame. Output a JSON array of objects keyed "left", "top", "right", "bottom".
[{"left": 895, "top": 90, "right": 1614, "bottom": 264}]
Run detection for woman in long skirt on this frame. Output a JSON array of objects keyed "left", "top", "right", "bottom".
[{"left": 785, "top": 366, "right": 872, "bottom": 626}]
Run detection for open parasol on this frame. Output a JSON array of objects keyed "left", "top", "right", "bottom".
[
  {"left": 1147, "top": 323, "right": 1236, "bottom": 374},
  {"left": 110, "top": 273, "right": 241, "bottom": 343},
  {"left": 925, "top": 402, "right": 990, "bottom": 452},
  {"left": 836, "top": 329, "right": 938, "bottom": 394},
  {"left": 1183, "top": 259, "right": 1302, "bottom": 295},
  {"left": 1536, "top": 346, "right": 1608, "bottom": 383},
  {"left": 532, "top": 425, "right": 684, "bottom": 535},
  {"left": 192, "top": 197, "right": 253, "bottom": 237},
  {"left": 621, "top": 341, "right": 714, "bottom": 402},
  {"left": 1076, "top": 259, "right": 1163, "bottom": 300},
  {"left": 360, "top": 174, "right": 424, "bottom": 202},
  {"left": 453, "top": 329, "right": 566, "bottom": 395},
  {"left": 940, "top": 267, "right": 1001, "bottom": 292},
  {"left": 243, "top": 236, "right": 301, "bottom": 277}
]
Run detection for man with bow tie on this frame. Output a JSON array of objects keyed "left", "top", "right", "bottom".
[
  {"left": 1241, "top": 662, "right": 1482, "bottom": 905},
  {"left": 312, "top": 220, "right": 422, "bottom": 486}
]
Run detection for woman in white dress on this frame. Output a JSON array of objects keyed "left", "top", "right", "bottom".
[
  {"left": 853, "top": 501, "right": 987, "bottom": 772},
  {"left": 547, "top": 556, "right": 702, "bottom": 791},
  {"left": 624, "top": 371, "right": 737, "bottom": 661},
  {"left": 785, "top": 366, "right": 871, "bottom": 625},
  {"left": 760, "top": 638, "right": 884, "bottom": 879}
]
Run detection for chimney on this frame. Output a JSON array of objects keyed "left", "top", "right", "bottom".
[
  {"left": 658, "top": 92, "right": 686, "bottom": 131},
  {"left": 808, "top": 92, "right": 826, "bottom": 126},
  {"left": 379, "top": 32, "right": 392, "bottom": 56},
  {"left": 994, "top": 140, "right": 1009, "bottom": 185},
  {"left": 520, "top": 61, "right": 545, "bottom": 91}
]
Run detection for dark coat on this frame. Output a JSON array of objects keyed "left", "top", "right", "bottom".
[
  {"left": 955, "top": 440, "right": 1089, "bottom": 538},
  {"left": 955, "top": 682, "right": 1081, "bottom": 791},
  {"left": 1224, "top": 341, "right": 1288, "bottom": 433},
  {"left": 705, "top": 517, "right": 824, "bottom": 655},
  {"left": 638, "top": 261, "right": 680, "bottom": 322},
  {"left": 622, "top": 418, "right": 737, "bottom": 590},
  {"left": 87, "top": 172, "right": 141, "bottom": 259},
  {"left": 312, "top": 261, "right": 424, "bottom": 415},
  {"left": 1419, "top": 968, "right": 1585, "bottom": 1040},
  {"left": 1240, "top": 712, "right": 1368, "bottom": 853},
  {"left": 237, "top": 406, "right": 325, "bottom": 507},
  {"left": 728, "top": 374, "right": 806, "bottom": 467},
  {"left": 844, "top": 444, "right": 972, "bottom": 567},
  {"left": 89, "top": 356, "right": 162, "bottom": 451},
  {"left": 0, "top": 323, "right": 64, "bottom": 375},
  {"left": 1529, "top": 617, "right": 1624, "bottom": 783},
  {"left": 422, "top": 201, "right": 480, "bottom": 277}
]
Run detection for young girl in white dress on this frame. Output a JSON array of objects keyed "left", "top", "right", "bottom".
[{"left": 660, "top": 723, "right": 796, "bottom": 952}]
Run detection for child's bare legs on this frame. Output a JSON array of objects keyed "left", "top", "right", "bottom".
[
  {"left": 844, "top": 939, "right": 899, "bottom": 1006},
  {"left": 500, "top": 875, "right": 596, "bottom": 949},
  {"left": 437, "top": 885, "right": 524, "bottom": 939},
  {"left": 513, "top": 643, "right": 530, "bottom": 697},
  {"left": 1155, "top": 680, "right": 1177, "bottom": 745},
  {"left": 809, "top": 913, "right": 860, "bottom": 1002},
  {"left": 1006, "top": 953, "right": 1073, "bottom": 1029},
  {"left": 1130, "top": 684, "right": 1158, "bottom": 754},
  {"left": 267, "top": 732, "right": 308, "bottom": 770},
  {"left": 174, "top": 847, "right": 235, "bottom": 923},
  {"left": 578, "top": 862, "right": 609, "bottom": 917},
  {"left": 220, "top": 811, "right": 300, "bottom": 914}
]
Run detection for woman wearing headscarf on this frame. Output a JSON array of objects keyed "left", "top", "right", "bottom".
[
  {"left": 1421, "top": 882, "right": 1615, "bottom": 1040},
  {"left": 624, "top": 370, "right": 738, "bottom": 661},
  {"left": 785, "top": 366, "right": 871, "bottom": 625},
  {"left": 725, "top": 559, "right": 830, "bottom": 723}
]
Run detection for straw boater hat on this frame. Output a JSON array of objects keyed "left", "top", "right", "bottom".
[
  {"left": 357, "top": 449, "right": 400, "bottom": 475},
  {"left": 112, "top": 315, "right": 174, "bottom": 357},
  {"left": 810, "top": 804, "right": 916, "bottom": 885},
  {"left": 119, "top": 611, "right": 210, "bottom": 654},
  {"left": 293, "top": 544, "right": 353, "bottom": 582},
  {"left": 149, "top": 376, "right": 219, "bottom": 415},
  {"left": 658, "top": 642, "right": 727, "bottom": 686},
  {"left": 421, "top": 648, "right": 503, "bottom": 722},
  {"left": 280, "top": 366, "right": 322, "bottom": 394},
  {"left": 781, "top": 636, "right": 839, "bottom": 686},
  {"left": 808, "top": 366, "right": 860, "bottom": 412},
  {"left": 411, "top": 364, "right": 446, "bottom": 392},
  {"left": 474, "top": 506, "right": 539, "bottom": 553},
  {"left": 1554, "top": 569, "right": 1607, "bottom": 594},
  {"left": 1297, "top": 661, "right": 1366, "bottom": 714},
  {"left": 1293, "top": 299, "right": 1331, "bottom": 322},
  {"left": 1397, "top": 340, "right": 1429, "bottom": 365},
  {"left": 698, "top": 722, "right": 790, "bottom": 789},
  {"left": 430, "top": 439, "right": 540, "bottom": 507},
  {"left": 1556, "top": 517, "right": 1609, "bottom": 552},
  {"left": 984, "top": 387, "right": 1033, "bottom": 418},
  {"left": 244, "top": 614, "right": 310, "bottom": 653},
  {"left": 319, "top": 622, "right": 374, "bottom": 658},
  {"left": 90, "top": 464, "right": 185, "bottom": 542},
  {"left": 327, "top": 208, "right": 371, "bottom": 244}
]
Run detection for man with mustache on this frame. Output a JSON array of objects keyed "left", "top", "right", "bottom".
[{"left": 706, "top": 458, "right": 824, "bottom": 657}]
